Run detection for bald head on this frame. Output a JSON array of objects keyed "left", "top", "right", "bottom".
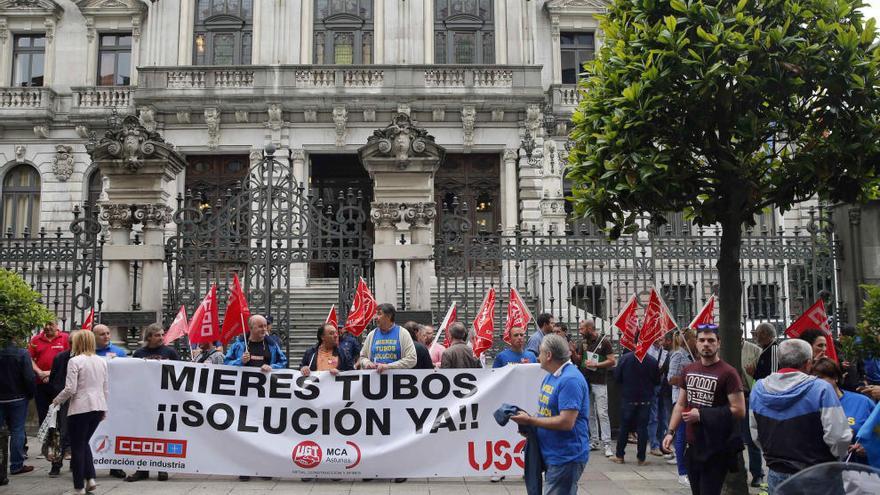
[
  {"left": 93, "top": 324, "right": 111, "bottom": 348},
  {"left": 248, "top": 314, "right": 268, "bottom": 341}
]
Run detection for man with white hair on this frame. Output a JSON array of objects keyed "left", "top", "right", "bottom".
[
  {"left": 749, "top": 338, "right": 851, "bottom": 493},
  {"left": 225, "top": 314, "right": 288, "bottom": 371},
  {"left": 512, "top": 333, "right": 590, "bottom": 495}
]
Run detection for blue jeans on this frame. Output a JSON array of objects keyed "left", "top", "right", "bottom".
[
  {"left": 0, "top": 398, "right": 29, "bottom": 471},
  {"left": 740, "top": 401, "right": 763, "bottom": 480},
  {"left": 767, "top": 469, "right": 791, "bottom": 494},
  {"left": 648, "top": 385, "right": 663, "bottom": 449},
  {"left": 544, "top": 461, "right": 586, "bottom": 495},
  {"left": 616, "top": 401, "right": 651, "bottom": 461},
  {"left": 674, "top": 421, "right": 687, "bottom": 476}
]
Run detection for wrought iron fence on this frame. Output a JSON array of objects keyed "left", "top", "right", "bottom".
[
  {"left": 0, "top": 205, "right": 105, "bottom": 331},
  {"left": 435, "top": 201, "right": 841, "bottom": 352}
]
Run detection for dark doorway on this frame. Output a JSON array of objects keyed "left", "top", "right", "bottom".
[
  {"left": 435, "top": 153, "right": 501, "bottom": 234},
  {"left": 309, "top": 154, "right": 373, "bottom": 278},
  {"left": 185, "top": 155, "right": 249, "bottom": 209}
]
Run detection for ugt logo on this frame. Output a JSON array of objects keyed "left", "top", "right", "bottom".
[
  {"left": 468, "top": 440, "right": 526, "bottom": 471},
  {"left": 292, "top": 440, "right": 322, "bottom": 469}
]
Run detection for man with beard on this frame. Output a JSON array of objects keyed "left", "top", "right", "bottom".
[{"left": 662, "top": 324, "right": 745, "bottom": 495}]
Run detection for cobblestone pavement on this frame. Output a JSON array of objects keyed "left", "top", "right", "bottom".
[{"left": 4, "top": 437, "right": 761, "bottom": 495}]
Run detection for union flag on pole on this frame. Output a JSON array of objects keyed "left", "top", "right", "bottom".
[
  {"left": 326, "top": 305, "right": 338, "bottom": 329},
  {"left": 81, "top": 307, "right": 95, "bottom": 331},
  {"left": 219, "top": 274, "right": 250, "bottom": 345},
  {"left": 434, "top": 301, "right": 457, "bottom": 348},
  {"left": 785, "top": 298, "right": 838, "bottom": 362},
  {"left": 503, "top": 287, "right": 533, "bottom": 344},
  {"left": 188, "top": 284, "right": 220, "bottom": 345},
  {"left": 635, "top": 288, "right": 678, "bottom": 362},
  {"left": 345, "top": 277, "right": 377, "bottom": 337},
  {"left": 688, "top": 295, "right": 716, "bottom": 329},
  {"left": 613, "top": 295, "right": 640, "bottom": 351},
  {"left": 471, "top": 288, "right": 497, "bottom": 358},
  {"left": 163, "top": 305, "right": 189, "bottom": 345}
]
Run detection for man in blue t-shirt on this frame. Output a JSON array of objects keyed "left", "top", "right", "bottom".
[
  {"left": 525, "top": 312, "right": 554, "bottom": 358},
  {"left": 93, "top": 324, "right": 128, "bottom": 358},
  {"left": 513, "top": 333, "right": 590, "bottom": 494},
  {"left": 494, "top": 326, "right": 536, "bottom": 368}
]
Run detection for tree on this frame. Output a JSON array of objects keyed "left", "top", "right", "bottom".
[
  {"left": 0, "top": 268, "right": 56, "bottom": 347},
  {"left": 569, "top": 2, "right": 880, "bottom": 487}
]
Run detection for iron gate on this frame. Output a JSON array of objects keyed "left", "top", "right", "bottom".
[
  {"left": 164, "top": 146, "right": 372, "bottom": 359},
  {"left": 435, "top": 200, "right": 842, "bottom": 351},
  {"left": 0, "top": 205, "right": 105, "bottom": 331}
]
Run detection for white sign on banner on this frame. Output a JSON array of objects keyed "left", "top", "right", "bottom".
[{"left": 90, "top": 359, "right": 545, "bottom": 478}]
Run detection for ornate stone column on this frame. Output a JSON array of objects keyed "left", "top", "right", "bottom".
[
  {"left": 503, "top": 148, "right": 518, "bottom": 234},
  {"left": 359, "top": 113, "right": 446, "bottom": 309}
]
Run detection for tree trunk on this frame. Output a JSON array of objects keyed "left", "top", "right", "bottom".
[{"left": 718, "top": 214, "right": 749, "bottom": 495}]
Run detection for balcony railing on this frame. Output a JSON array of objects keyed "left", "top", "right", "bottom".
[
  {"left": 550, "top": 84, "right": 581, "bottom": 113},
  {"left": 0, "top": 87, "right": 55, "bottom": 111},
  {"left": 72, "top": 86, "right": 134, "bottom": 110}
]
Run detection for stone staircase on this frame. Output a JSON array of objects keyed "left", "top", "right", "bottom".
[{"left": 286, "top": 278, "right": 340, "bottom": 362}]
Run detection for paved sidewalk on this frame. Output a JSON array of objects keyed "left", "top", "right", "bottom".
[{"left": 4, "top": 438, "right": 713, "bottom": 494}]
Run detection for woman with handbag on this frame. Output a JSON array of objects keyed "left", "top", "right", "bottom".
[{"left": 52, "top": 330, "right": 109, "bottom": 494}]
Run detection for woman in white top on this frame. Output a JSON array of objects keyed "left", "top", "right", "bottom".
[{"left": 53, "top": 330, "right": 109, "bottom": 494}]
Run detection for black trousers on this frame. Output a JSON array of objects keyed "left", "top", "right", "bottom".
[
  {"left": 34, "top": 383, "right": 54, "bottom": 425},
  {"left": 68, "top": 411, "right": 102, "bottom": 490},
  {"left": 685, "top": 447, "right": 730, "bottom": 495}
]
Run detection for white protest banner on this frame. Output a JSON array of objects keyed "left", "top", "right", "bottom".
[{"left": 91, "top": 359, "right": 545, "bottom": 478}]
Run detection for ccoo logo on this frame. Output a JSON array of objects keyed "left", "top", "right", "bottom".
[
  {"left": 92, "top": 435, "right": 111, "bottom": 454},
  {"left": 292, "top": 441, "right": 322, "bottom": 469}
]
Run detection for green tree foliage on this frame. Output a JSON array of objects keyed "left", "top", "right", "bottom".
[
  {"left": 840, "top": 285, "right": 880, "bottom": 362},
  {"left": 0, "top": 268, "right": 56, "bottom": 347}
]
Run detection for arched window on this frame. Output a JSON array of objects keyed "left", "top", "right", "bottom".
[
  {"left": 434, "top": 0, "right": 494, "bottom": 64},
  {"left": 1, "top": 164, "right": 41, "bottom": 236},
  {"left": 193, "top": 0, "right": 254, "bottom": 65},
  {"left": 313, "top": 0, "right": 373, "bottom": 64},
  {"left": 85, "top": 168, "right": 103, "bottom": 213}
]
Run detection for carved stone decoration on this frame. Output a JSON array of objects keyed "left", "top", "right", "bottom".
[
  {"left": 43, "top": 18, "right": 55, "bottom": 42},
  {"left": 361, "top": 113, "right": 443, "bottom": 169},
  {"left": 100, "top": 203, "right": 133, "bottom": 230},
  {"left": 130, "top": 15, "right": 141, "bottom": 41},
  {"left": 291, "top": 148, "right": 306, "bottom": 163},
  {"left": 235, "top": 110, "right": 249, "bottom": 123},
  {"left": 332, "top": 105, "right": 348, "bottom": 147},
  {"left": 98, "top": 175, "right": 109, "bottom": 202},
  {"left": 363, "top": 107, "right": 376, "bottom": 122},
  {"left": 87, "top": 113, "right": 168, "bottom": 172},
  {"left": 492, "top": 108, "right": 505, "bottom": 122},
  {"left": 14, "top": 145, "right": 26, "bottom": 163},
  {"left": 248, "top": 147, "right": 262, "bottom": 164},
  {"left": 543, "top": 139, "right": 560, "bottom": 177},
  {"left": 403, "top": 202, "right": 437, "bottom": 228},
  {"left": 133, "top": 203, "right": 173, "bottom": 227},
  {"left": 75, "top": 125, "right": 90, "bottom": 139},
  {"left": 370, "top": 202, "right": 403, "bottom": 229},
  {"left": 33, "top": 124, "right": 49, "bottom": 139},
  {"left": 432, "top": 106, "right": 445, "bottom": 122},
  {"left": 397, "top": 103, "right": 411, "bottom": 116},
  {"left": 204, "top": 108, "right": 220, "bottom": 150},
  {"left": 266, "top": 104, "right": 282, "bottom": 130},
  {"left": 84, "top": 17, "right": 96, "bottom": 42},
  {"left": 175, "top": 111, "right": 191, "bottom": 124},
  {"left": 0, "top": 19, "right": 8, "bottom": 44},
  {"left": 461, "top": 105, "right": 476, "bottom": 149},
  {"left": 503, "top": 148, "right": 518, "bottom": 164},
  {"left": 303, "top": 107, "right": 317, "bottom": 123},
  {"left": 526, "top": 104, "right": 543, "bottom": 137},
  {"left": 138, "top": 106, "right": 156, "bottom": 132},
  {"left": 52, "top": 144, "right": 74, "bottom": 182}
]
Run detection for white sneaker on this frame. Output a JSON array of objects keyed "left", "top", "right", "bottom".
[
  {"left": 678, "top": 475, "right": 690, "bottom": 486},
  {"left": 604, "top": 446, "right": 614, "bottom": 457},
  {"left": 664, "top": 452, "right": 675, "bottom": 459},
  {"left": 666, "top": 457, "right": 678, "bottom": 465}
]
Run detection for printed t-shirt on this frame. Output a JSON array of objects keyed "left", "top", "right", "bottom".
[
  {"left": 840, "top": 390, "right": 876, "bottom": 433},
  {"left": 681, "top": 359, "right": 742, "bottom": 444},
  {"left": 535, "top": 361, "right": 591, "bottom": 465},
  {"left": 493, "top": 349, "right": 537, "bottom": 368}
]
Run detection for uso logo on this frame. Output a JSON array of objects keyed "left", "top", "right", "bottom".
[{"left": 292, "top": 441, "right": 322, "bottom": 469}]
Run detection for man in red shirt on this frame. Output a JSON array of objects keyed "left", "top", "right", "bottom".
[{"left": 29, "top": 320, "right": 69, "bottom": 424}]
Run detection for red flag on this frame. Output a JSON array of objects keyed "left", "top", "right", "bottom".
[
  {"left": 635, "top": 288, "right": 678, "bottom": 362},
  {"left": 81, "top": 308, "right": 94, "bottom": 331},
  {"left": 219, "top": 274, "right": 250, "bottom": 345},
  {"left": 688, "top": 295, "right": 716, "bottom": 329},
  {"left": 504, "top": 287, "right": 533, "bottom": 344},
  {"left": 188, "top": 284, "right": 220, "bottom": 344},
  {"left": 345, "top": 277, "right": 377, "bottom": 337},
  {"left": 785, "top": 299, "right": 838, "bottom": 362},
  {"left": 164, "top": 305, "right": 189, "bottom": 345},
  {"left": 326, "top": 305, "right": 338, "bottom": 329},
  {"left": 613, "top": 295, "right": 640, "bottom": 351},
  {"left": 434, "top": 302, "right": 458, "bottom": 348},
  {"left": 471, "top": 288, "right": 497, "bottom": 358}
]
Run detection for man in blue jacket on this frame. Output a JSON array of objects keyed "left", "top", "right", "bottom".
[
  {"left": 0, "top": 338, "right": 36, "bottom": 476},
  {"left": 225, "top": 314, "right": 288, "bottom": 371},
  {"left": 612, "top": 348, "right": 660, "bottom": 465}
]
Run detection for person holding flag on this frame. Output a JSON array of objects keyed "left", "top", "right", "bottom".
[
  {"left": 441, "top": 322, "right": 481, "bottom": 369},
  {"left": 357, "top": 303, "right": 416, "bottom": 372},
  {"left": 571, "top": 319, "right": 615, "bottom": 458},
  {"left": 493, "top": 326, "right": 536, "bottom": 367},
  {"left": 224, "top": 315, "right": 287, "bottom": 371}
]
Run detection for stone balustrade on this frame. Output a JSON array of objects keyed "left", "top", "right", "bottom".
[
  {"left": 550, "top": 84, "right": 581, "bottom": 113},
  {"left": 0, "top": 87, "right": 56, "bottom": 121},
  {"left": 71, "top": 86, "right": 134, "bottom": 109}
]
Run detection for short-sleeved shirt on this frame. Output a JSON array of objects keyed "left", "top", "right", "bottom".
[
  {"left": 577, "top": 336, "right": 613, "bottom": 385},
  {"left": 29, "top": 331, "right": 70, "bottom": 374},
  {"left": 681, "top": 359, "right": 742, "bottom": 444},
  {"left": 535, "top": 362, "right": 590, "bottom": 465},
  {"left": 245, "top": 340, "right": 270, "bottom": 367},
  {"left": 96, "top": 344, "right": 128, "bottom": 358},
  {"left": 840, "top": 390, "right": 876, "bottom": 434},
  {"left": 525, "top": 329, "right": 545, "bottom": 358},
  {"left": 668, "top": 348, "right": 694, "bottom": 401},
  {"left": 493, "top": 349, "right": 536, "bottom": 367},
  {"left": 133, "top": 345, "right": 180, "bottom": 361}
]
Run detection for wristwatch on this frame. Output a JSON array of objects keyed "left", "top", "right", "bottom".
[{"left": 666, "top": 429, "right": 676, "bottom": 437}]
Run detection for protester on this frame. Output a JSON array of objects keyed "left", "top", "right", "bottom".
[
  {"left": 0, "top": 333, "right": 36, "bottom": 476},
  {"left": 611, "top": 348, "right": 659, "bottom": 465},
  {"left": 798, "top": 328, "right": 828, "bottom": 361},
  {"left": 194, "top": 340, "right": 224, "bottom": 365},
  {"left": 441, "top": 322, "right": 482, "bottom": 369},
  {"left": 571, "top": 320, "right": 614, "bottom": 457},
  {"left": 357, "top": 303, "right": 417, "bottom": 372},
  {"left": 552, "top": 322, "right": 571, "bottom": 342},
  {"left": 29, "top": 320, "right": 69, "bottom": 425},
  {"left": 129, "top": 323, "right": 179, "bottom": 482},
  {"left": 811, "top": 357, "right": 875, "bottom": 465},
  {"left": 667, "top": 329, "right": 696, "bottom": 487},
  {"left": 337, "top": 324, "right": 362, "bottom": 366},
  {"left": 225, "top": 315, "right": 288, "bottom": 371},
  {"left": 424, "top": 324, "right": 446, "bottom": 365},
  {"left": 526, "top": 312, "right": 554, "bottom": 358},
  {"left": 493, "top": 326, "right": 536, "bottom": 367},
  {"left": 92, "top": 325, "right": 127, "bottom": 358},
  {"left": 52, "top": 330, "right": 109, "bottom": 495},
  {"left": 749, "top": 339, "right": 851, "bottom": 493},
  {"left": 300, "top": 323, "right": 354, "bottom": 375},
  {"left": 264, "top": 314, "right": 282, "bottom": 348},
  {"left": 512, "top": 333, "right": 590, "bottom": 495},
  {"left": 740, "top": 336, "right": 764, "bottom": 487},
  {"left": 646, "top": 339, "right": 668, "bottom": 457},
  {"left": 662, "top": 324, "right": 745, "bottom": 495},
  {"left": 48, "top": 346, "right": 72, "bottom": 477},
  {"left": 838, "top": 325, "right": 865, "bottom": 392},
  {"left": 403, "top": 321, "right": 434, "bottom": 369},
  {"left": 860, "top": 384, "right": 880, "bottom": 401},
  {"left": 750, "top": 322, "right": 779, "bottom": 382}
]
